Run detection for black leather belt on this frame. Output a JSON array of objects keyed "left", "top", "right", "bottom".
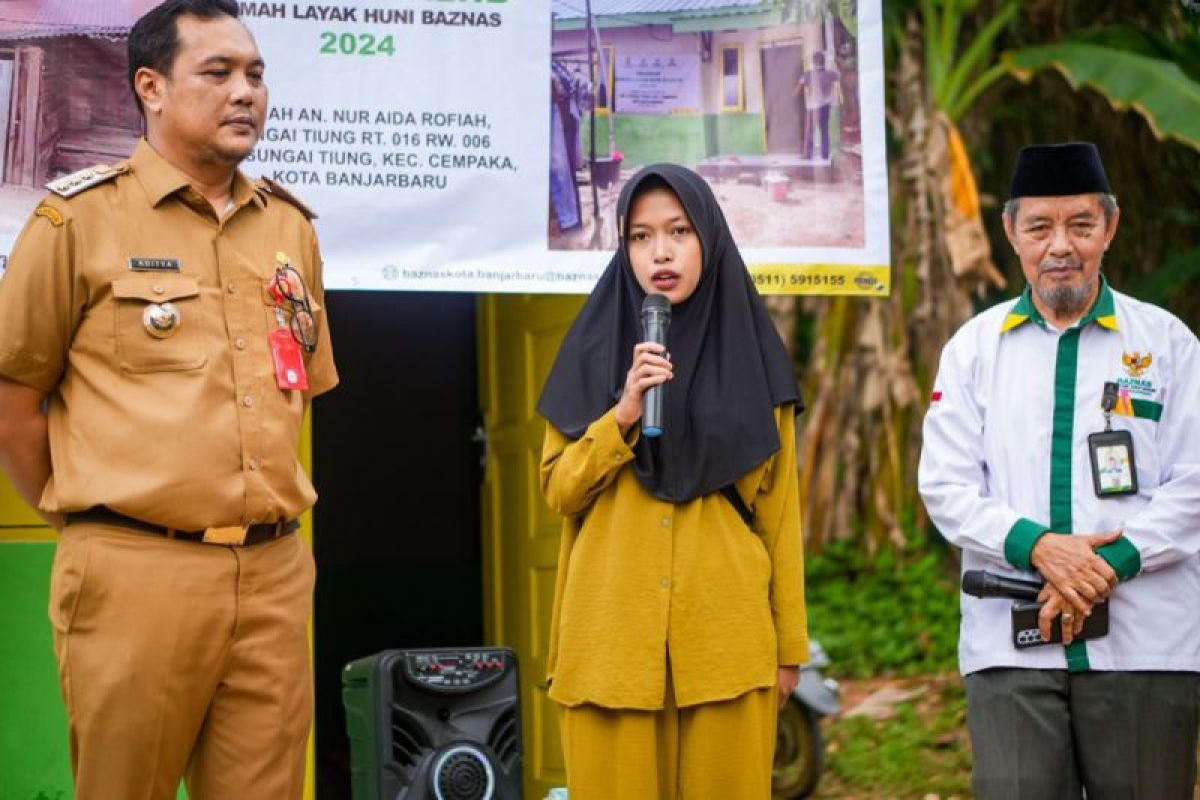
[{"left": 66, "top": 507, "right": 299, "bottom": 546}]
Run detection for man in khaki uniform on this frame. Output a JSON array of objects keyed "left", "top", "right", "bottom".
[{"left": 0, "top": 1, "right": 337, "bottom": 798}]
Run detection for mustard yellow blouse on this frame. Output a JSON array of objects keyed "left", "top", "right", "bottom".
[{"left": 541, "top": 404, "right": 808, "bottom": 709}]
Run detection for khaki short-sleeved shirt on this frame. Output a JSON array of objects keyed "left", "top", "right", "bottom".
[{"left": 0, "top": 139, "right": 338, "bottom": 530}]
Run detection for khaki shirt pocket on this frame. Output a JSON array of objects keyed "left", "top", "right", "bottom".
[
  {"left": 111, "top": 275, "right": 207, "bottom": 372},
  {"left": 260, "top": 278, "right": 323, "bottom": 352}
]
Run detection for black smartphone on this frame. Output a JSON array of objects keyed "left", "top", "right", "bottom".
[{"left": 1011, "top": 600, "right": 1109, "bottom": 649}]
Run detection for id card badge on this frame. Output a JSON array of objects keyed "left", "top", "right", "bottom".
[
  {"left": 268, "top": 327, "right": 309, "bottom": 391},
  {"left": 1088, "top": 429, "right": 1137, "bottom": 497}
]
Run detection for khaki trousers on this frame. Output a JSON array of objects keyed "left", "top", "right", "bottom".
[
  {"left": 559, "top": 677, "right": 777, "bottom": 800},
  {"left": 49, "top": 522, "right": 316, "bottom": 800}
]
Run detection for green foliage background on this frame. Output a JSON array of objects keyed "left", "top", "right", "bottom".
[
  {"left": 806, "top": 536, "right": 961, "bottom": 678},
  {"left": 819, "top": 682, "right": 972, "bottom": 798}
]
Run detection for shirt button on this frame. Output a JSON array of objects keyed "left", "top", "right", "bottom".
[
  {"left": 235, "top": 337, "right": 247, "bottom": 350},
  {"left": 248, "top": 458, "right": 260, "bottom": 471},
  {"left": 660, "top": 516, "right": 670, "bottom": 528},
  {"left": 227, "top": 281, "right": 237, "bottom": 294},
  {"left": 152, "top": 285, "right": 165, "bottom": 295},
  {"left": 612, "top": 453, "right": 622, "bottom": 462},
  {"left": 659, "top": 578, "right": 670, "bottom": 589},
  {"left": 243, "top": 395, "right": 254, "bottom": 407}
]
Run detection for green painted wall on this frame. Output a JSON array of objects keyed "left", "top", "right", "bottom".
[
  {"left": 0, "top": 541, "right": 72, "bottom": 800},
  {"left": 710, "top": 112, "right": 767, "bottom": 158},
  {"left": 0, "top": 538, "right": 190, "bottom": 799},
  {"left": 581, "top": 112, "right": 765, "bottom": 168}
]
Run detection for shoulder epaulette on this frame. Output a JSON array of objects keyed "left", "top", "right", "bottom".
[
  {"left": 257, "top": 176, "right": 318, "bottom": 220},
  {"left": 45, "top": 163, "right": 128, "bottom": 198}
]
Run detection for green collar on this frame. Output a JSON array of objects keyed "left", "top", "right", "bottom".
[{"left": 1000, "top": 276, "right": 1117, "bottom": 333}]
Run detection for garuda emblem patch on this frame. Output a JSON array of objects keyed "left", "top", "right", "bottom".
[{"left": 1122, "top": 351, "right": 1153, "bottom": 378}]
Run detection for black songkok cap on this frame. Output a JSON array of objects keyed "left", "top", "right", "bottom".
[{"left": 1009, "top": 142, "right": 1111, "bottom": 198}]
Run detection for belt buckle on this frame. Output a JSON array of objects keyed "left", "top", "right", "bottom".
[{"left": 202, "top": 525, "right": 248, "bottom": 546}]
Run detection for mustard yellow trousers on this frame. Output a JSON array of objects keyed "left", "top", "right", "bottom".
[
  {"left": 559, "top": 677, "right": 777, "bottom": 800},
  {"left": 49, "top": 523, "right": 315, "bottom": 800}
]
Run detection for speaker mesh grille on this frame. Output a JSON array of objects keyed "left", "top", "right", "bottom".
[{"left": 434, "top": 747, "right": 492, "bottom": 800}]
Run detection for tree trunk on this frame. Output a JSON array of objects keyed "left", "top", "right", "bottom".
[{"left": 797, "top": 15, "right": 1003, "bottom": 553}]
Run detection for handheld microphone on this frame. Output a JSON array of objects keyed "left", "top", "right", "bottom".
[
  {"left": 962, "top": 570, "right": 1111, "bottom": 649},
  {"left": 961, "top": 570, "right": 1045, "bottom": 601},
  {"left": 640, "top": 294, "right": 671, "bottom": 438}
]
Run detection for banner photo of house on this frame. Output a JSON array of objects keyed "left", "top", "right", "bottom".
[
  {"left": 0, "top": 1, "right": 161, "bottom": 259},
  {"left": 0, "top": 0, "right": 889, "bottom": 295},
  {"left": 549, "top": 0, "right": 889, "bottom": 294}
]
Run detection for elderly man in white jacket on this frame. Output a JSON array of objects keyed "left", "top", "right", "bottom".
[{"left": 919, "top": 142, "right": 1200, "bottom": 800}]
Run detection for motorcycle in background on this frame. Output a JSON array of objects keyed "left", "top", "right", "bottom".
[{"left": 772, "top": 640, "right": 840, "bottom": 799}]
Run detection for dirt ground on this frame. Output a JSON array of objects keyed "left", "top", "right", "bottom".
[
  {"left": 809, "top": 675, "right": 1200, "bottom": 800},
  {"left": 714, "top": 172, "right": 866, "bottom": 249},
  {"left": 550, "top": 156, "right": 866, "bottom": 252}
]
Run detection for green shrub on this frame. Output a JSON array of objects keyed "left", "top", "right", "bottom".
[
  {"left": 805, "top": 537, "right": 961, "bottom": 678},
  {"left": 819, "top": 680, "right": 972, "bottom": 798}
]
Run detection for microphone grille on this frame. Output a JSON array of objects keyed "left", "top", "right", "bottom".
[
  {"left": 642, "top": 293, "right": 671, "bottom": 314},
  {"left": 960, "top": 570, "right": 987, "bottom": 597}
]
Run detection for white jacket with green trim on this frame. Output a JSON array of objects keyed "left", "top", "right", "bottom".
[{"left": 919, "top": 281, "right": 1200, "bottom": 674}]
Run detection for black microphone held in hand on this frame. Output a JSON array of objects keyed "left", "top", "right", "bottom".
[
  {"left": 961, "top": 570, "right": 1044, "bottom": 601},
  {"left": 961, "top": 570, "right": 1109, "bottom": 649},
  {"left": 640, "top": 294, "right": 671, "bottom": 438}
]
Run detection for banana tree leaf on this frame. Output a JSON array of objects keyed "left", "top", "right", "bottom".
[
  {"left": 1066, "top": 27, "right": 1200, "bottom": 85},
  {"left": 1002, "top": 43, "right": 1200, "bottom": 151}
]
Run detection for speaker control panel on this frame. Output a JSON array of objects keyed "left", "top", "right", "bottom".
[{"left": 402, "top": 648, "right": 513, "bottom": 694}]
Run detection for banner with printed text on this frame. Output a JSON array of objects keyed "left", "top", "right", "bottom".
[{"left": 0, "top": 0, "right": 890, "bottom": 294}]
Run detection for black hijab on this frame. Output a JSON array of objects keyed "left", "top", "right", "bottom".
[{"left": 537, "top": 163, "right": 801, "bottom": 503}]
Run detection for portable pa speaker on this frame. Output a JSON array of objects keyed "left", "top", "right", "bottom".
[{"left": 343, "top": 647, "right": 523, "bottom": 800}]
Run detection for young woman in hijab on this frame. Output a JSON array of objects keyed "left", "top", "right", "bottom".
[{"left": 537, "top": 164, "right": 808, "bottom": 799}]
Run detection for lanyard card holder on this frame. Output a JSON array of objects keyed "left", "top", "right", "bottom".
[
  {"left": 1089, "top": 381, "right": 1137, "bottom": 498},
  {"left": 1088, "top": 430, "right": 1137, "bottom": 498}
]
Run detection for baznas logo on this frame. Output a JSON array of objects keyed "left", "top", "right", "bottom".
[
  {"left": 853, "top": 272, "right": 877, "bottom": 290},
  {"left": 1122, "top": 351, "right": 1153, "bottom": 378}
]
